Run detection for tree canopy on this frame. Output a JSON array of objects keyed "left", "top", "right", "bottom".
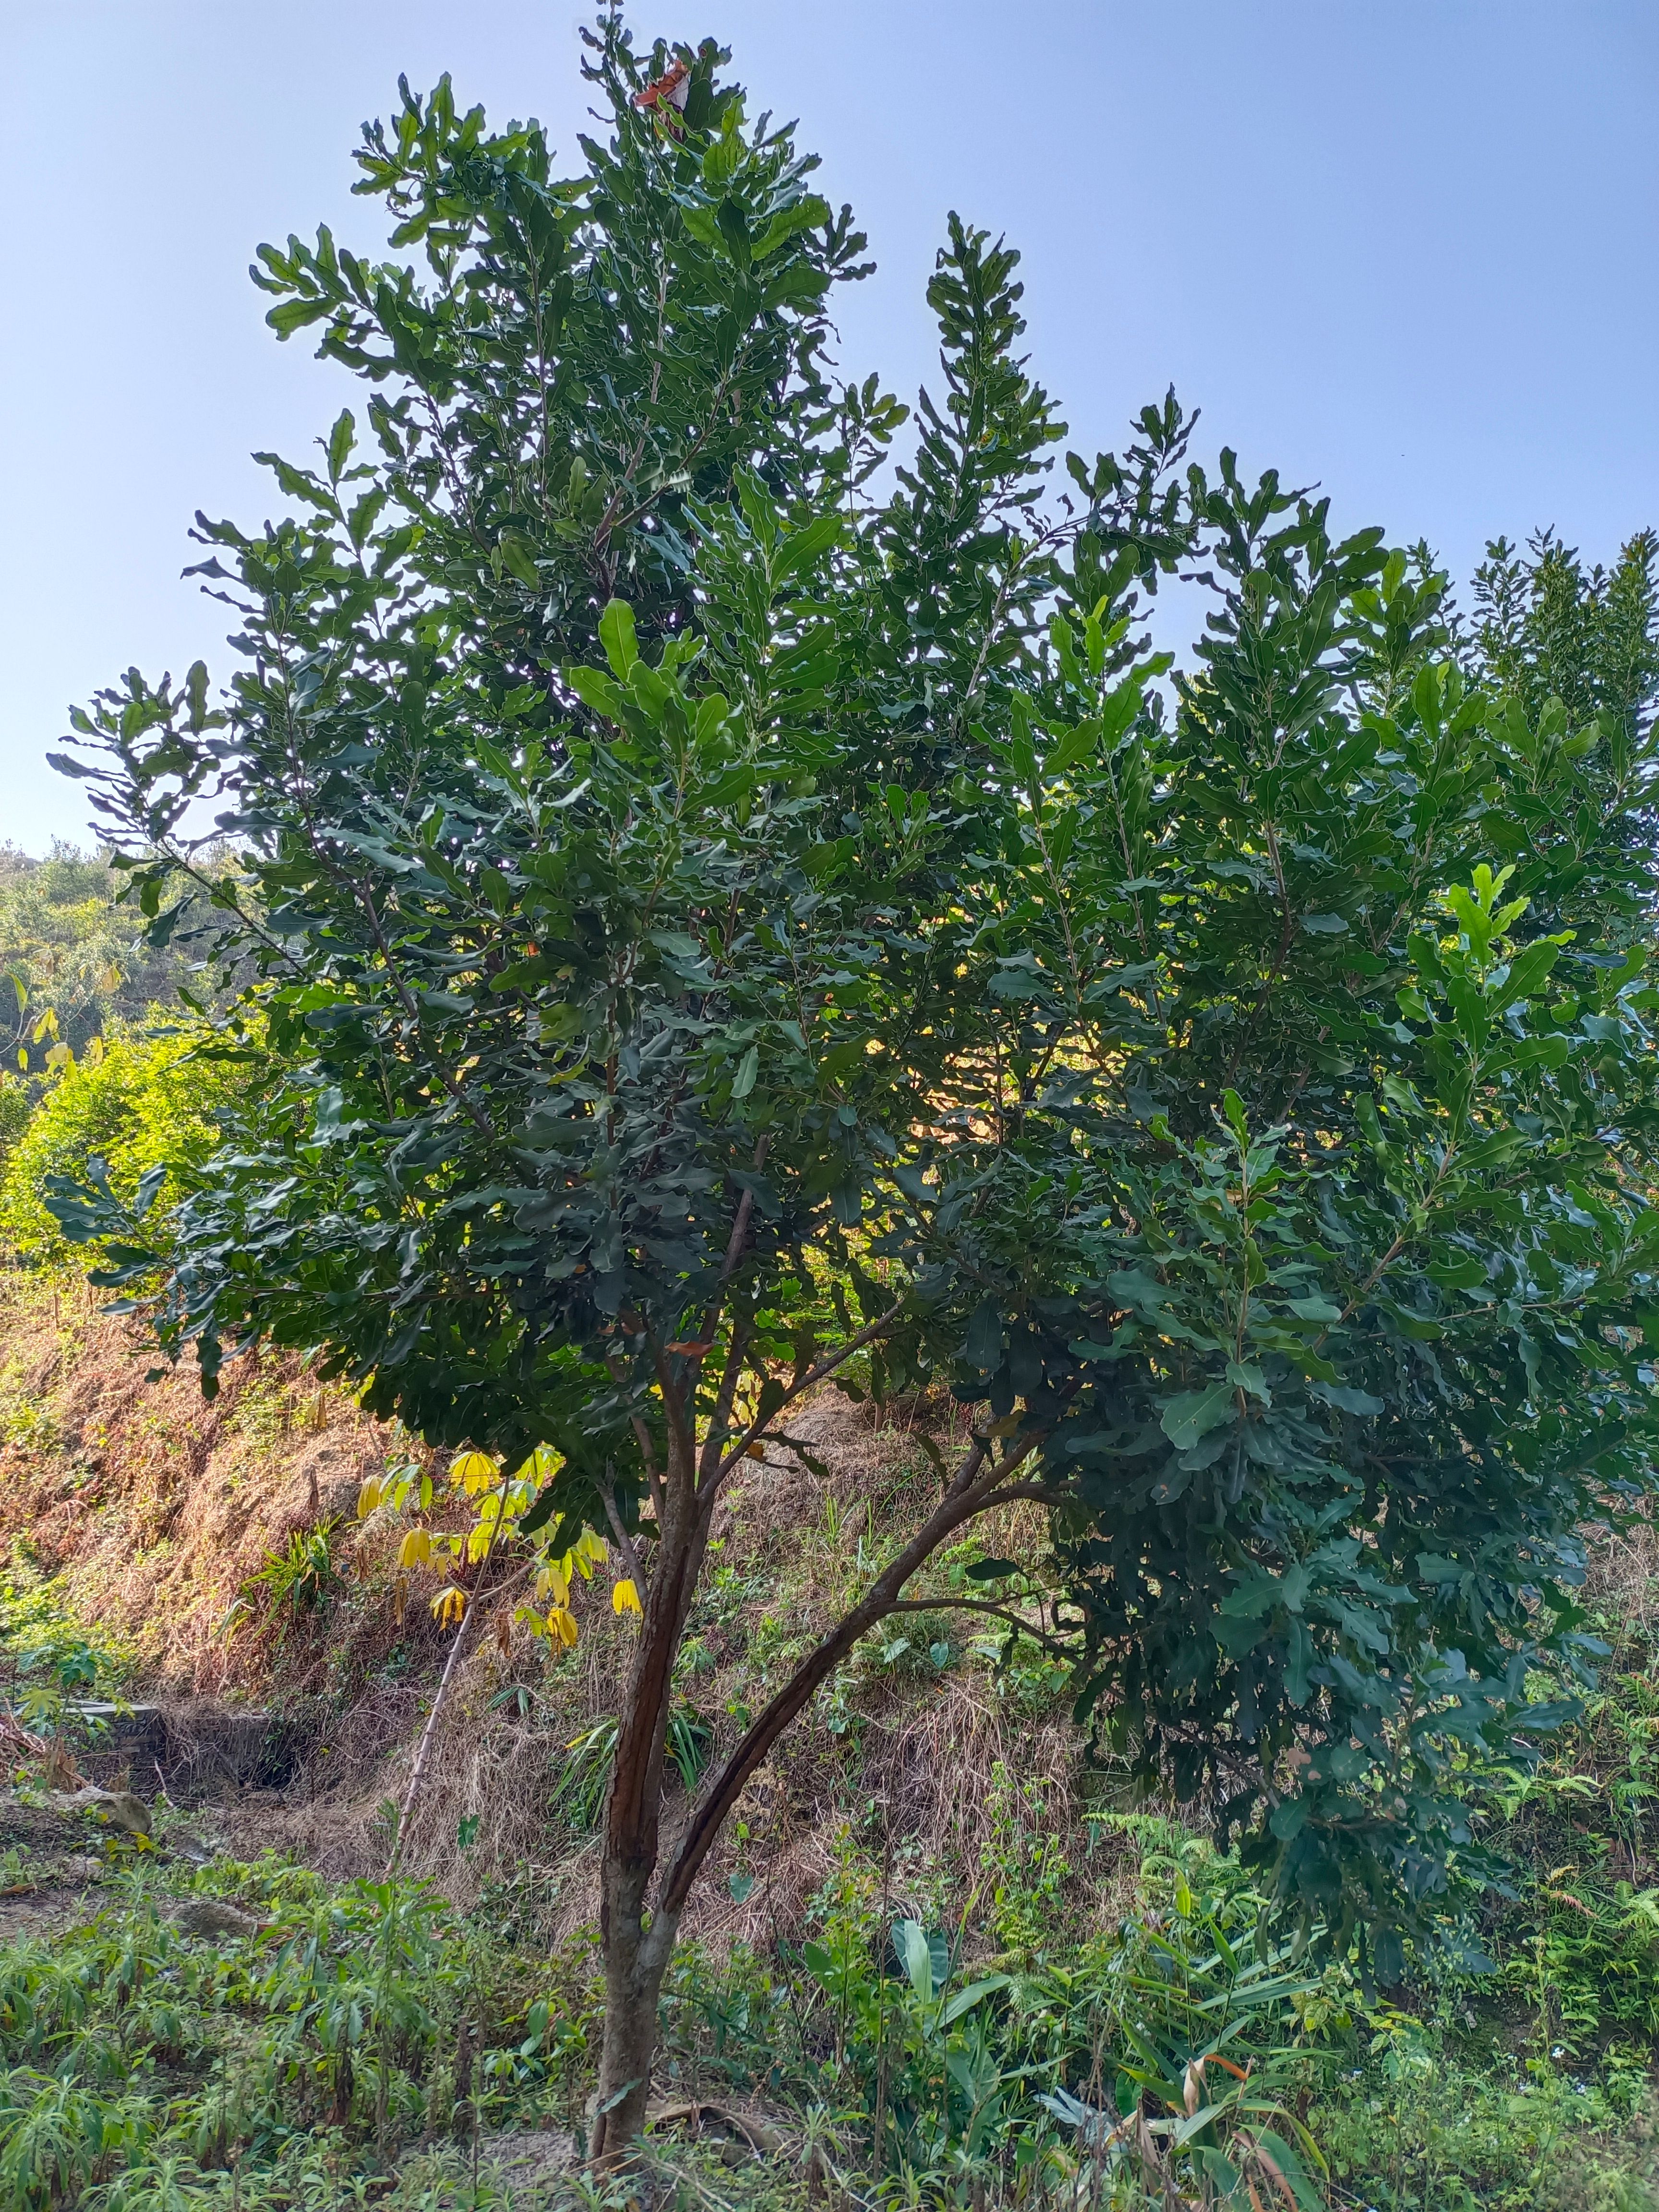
[{"left": 47, "top": 8, "right": 1659, "bottom": 2140}]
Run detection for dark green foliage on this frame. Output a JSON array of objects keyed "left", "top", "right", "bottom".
[
  {"left": 43, "top": 6, "right": 1659, "bottom": 2009},
  {"left": 1473, "top": 527, "right": 1659, "bottom": 745},
  {"left": 933, "top": 493, "right": 1659, "bottom": 1970}
]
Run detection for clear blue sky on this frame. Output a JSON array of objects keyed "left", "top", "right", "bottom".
[{"left": 5, "top": 2, "right": 1658, "bottom": 852}]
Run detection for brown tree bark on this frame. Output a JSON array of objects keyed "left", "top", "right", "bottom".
[{"left": 585, "top": 1398, "right": 1053, "bottom": 2167}]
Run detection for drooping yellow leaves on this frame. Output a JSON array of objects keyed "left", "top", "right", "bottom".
[
  {"left": 571, "top": 1529, "right": 608, "bottom": 1579},
  {"left": 450, "top": 1450, "right": 499, "bottom": 1495},
  {"left": 513, "top": 1599, "right": 580, "bottom": 1647},
  {"left": 514, "top": 1443, "right": 563, "bottom": 1483},
  {"left": 515, "top": 1532, "right": 615, "bottom": 1652},
  {"left": 393, "top": 1456, "right": 621, "bottom": 1653},
  {"left": 359, "top": 1461, "right": 428, "bottom": 1521}
]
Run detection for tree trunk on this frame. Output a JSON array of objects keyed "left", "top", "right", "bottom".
[
  {"left": 589, "top": 1860, "right": 679, "bottom": 2162},
  {"left": 587, "top": 1417, "right": 707, "bottom": 2166},
  {"left": 582, "top": 1370, "right": 1047, "bottom": 2167}
]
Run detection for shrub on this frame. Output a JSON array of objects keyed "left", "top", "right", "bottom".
[
  {"left": 0, "top": 1078, "right": 30, "bottom": 1176},
  {"left": 0, "top": 1022, "right": 244, "bottom": 1269}
]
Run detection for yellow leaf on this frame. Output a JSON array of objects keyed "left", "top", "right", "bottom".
[
  {"left": 83, "top": 1034, "right": 105, "bottom": 1067},
  {"left": 466, "top": 1521, "right": 493, "bottom": 1563},
  {"left": 612, "top": 1578, "right": 642, "bottom": 1617},
  {"left": 575, "top": 1530, "right": 608, "bottom": 1575},
  {"left": 514, "top": 1443, "right": 562, "bottom": 1482},
  {"left": 98, "top": 965, "right": 121, "bottom": 995},
  {"left": 534, "top": 1564, "right": 570, "bottom": 1610},
  {"left": 356, "top": 1475, "right": 383, "bottom": 1519},
  {"left": 550, "top": 1606, "right": 579, "bottom": 1648},
  {"left": 431, "top": 1585, "right": 467, "bottom": 1628},
  {"left": 450, "top": 1450, "right": 498, "bottom": 1493},
  {"left": 397, "top": 1528, "right": 433, "bottom": 1571}
]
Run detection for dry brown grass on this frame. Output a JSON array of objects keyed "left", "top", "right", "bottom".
[
  {"left": 0, "top": 1274, "right": 1128, "bottom": 1947},
  {"left": 1583, "top": 1504, "right": 1659, "bottom": 1645},
  {"left": 0, "top": 1271, "right": 397, "bottom": 1687}
]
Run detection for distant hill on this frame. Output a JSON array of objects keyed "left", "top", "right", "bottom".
[{"left": 0, "top": 842, "right": 229, "bottom": 1083}]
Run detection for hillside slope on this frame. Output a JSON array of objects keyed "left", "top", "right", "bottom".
[
  {"left": 0, "top": 1273, "right": 1082, "bottom": 1936},
  {"left": 7, "top": 1271, "right": 1659, "bottom": 2206}
]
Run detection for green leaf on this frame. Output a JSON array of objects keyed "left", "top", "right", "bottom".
[
  {"left": 773, "top": 512, "right": 842, "bottom": 585},
  {"left": 894, "top": 1918, "right": 933, "bottom": 2004},
  {"left": 499, "top": 534, "right": 541, "bottom": 590},
  {"left": 1285, "top": 1619, "right": 1313, "bottom": 1706},
  {"left": 1161, "top": 1384, "right": 1236, "bottom": 1451},
  {"left": 1309, "top": 1381, "right": 1383, "bottom": 1416},
  {"left": 327, "top": 408, "right": 356, "bottom": 481},
  {"left": 599, "top": 598, "right": 639, "bottom": 680},
  {"left": 751, "top": 194, "right": 830, "bottom": 258},
  {"left": 1491, "top": 937, "right": 1561, "bottom": 1011},
  {"left": 961, "top": 1298, "right": 1003, "bottom": 1373},
  {"left": 565, "top": 666, "right": 627, "bottom": 722},
  {"left": 939, "top": 1974, "right": 1012, "bottom": 2025},
  {"left": 1270, "top": 1795, "right": 1309, "bottom": 1840}
]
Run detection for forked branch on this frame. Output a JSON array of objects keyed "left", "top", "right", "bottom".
[{"left": 654, "top": 1429, "right": 1047, "bottom": 1924}]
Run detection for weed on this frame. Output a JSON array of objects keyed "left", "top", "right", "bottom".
[{"left": 244, "top": 1521, "right": 343, "bottom": 1622}]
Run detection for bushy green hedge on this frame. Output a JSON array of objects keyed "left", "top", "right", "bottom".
[{"left": 0, "top": 1022, "right": 245, "bottom": 1270}]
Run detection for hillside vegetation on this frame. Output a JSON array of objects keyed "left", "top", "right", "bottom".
[
  {"left": 10, "top": 17, "right": 1659, "bottom": 2211},
  {"left": 2, "top": 1269, "right": 1659, "bottom": 2206}
]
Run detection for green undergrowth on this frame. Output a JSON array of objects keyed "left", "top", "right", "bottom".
[
  {"left": 0, "top": 1559, "right": 135, "bottom": 1756},
  {"left": 0, "top": 1803, "right": 1655, "bottom": 2210},
  {"left": 5, "top": 1303, "right": 1659, "bottom": 2203}
]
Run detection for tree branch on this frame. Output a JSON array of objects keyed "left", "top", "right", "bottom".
[
  {"left": 884, "top": 1595, "right": 1073, "bottom": 1657},
  {"left": 601, "top": 1482, "right": 645, "bottom": 1591},
  {"left": 710, "top": 1300, "right": 907, "bottom": 1489},
  {"left": 632, "top": 1417, "right": 666, "bottom": 1527},
  {"left": 685, "top": 1136, "right": 771, "bottom": 1380},
  {"left": 653, "top": 1431, "right": 1044, "bottom": 1923},
  {"left": 697, "top": 1320, "right": 754, "bottom": 1491},
  {"left": 385, "top": 1548, "right": 534, "bottom": 1876}
]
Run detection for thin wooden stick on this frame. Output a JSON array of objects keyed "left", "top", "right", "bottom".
[{"left": 385, "top": 1535, "right": 533, "bottom": 1877}]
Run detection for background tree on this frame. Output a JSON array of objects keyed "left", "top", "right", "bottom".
[
  {"left": 0, "top": 843, "right": 215, "bottom": 1080},
  {"left": 940, "top": 486, "right": 1659, "bottom": 1981},
  {"left": 48, "top": 4, "right": 1659, "bottom": 2155}
]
